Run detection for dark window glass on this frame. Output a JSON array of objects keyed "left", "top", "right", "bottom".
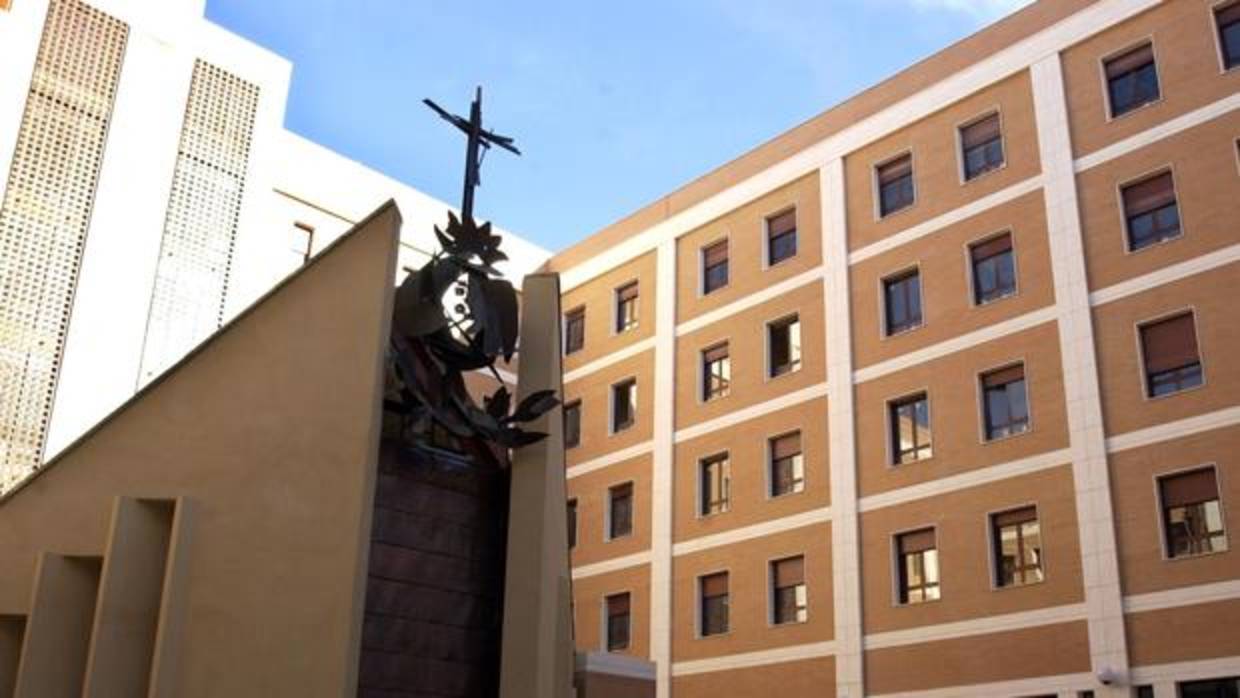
[
  {"left": 771, "top": 556, "right": 807, "bottom": 625},
  {"left": 890, "top": 393, "right": 932, "bottom": 465},
  {"left": 702, "top": 240, "right": 729, "bottom": 294},
  {"left": 606, "top": 593, "right": 631, "bottom": 651},
  {"left": 615, "top": 281, "right": 639, "bottom": 333},
  {"left": 877, "top": 154, "right": 915, "bottom": 216},
  {"left": 1160, "top": 468, "right": 1228, "bottom": 558},
  {"left": 961, "top": 113, "right": 1004, "bottom": 181},
  {"left": 564, "top": 400, "right": 581, "bottom": 449},
  {"left": 1122, "top": 171, "right": 1180, "bottom": 251},
  {"left": 982, "top": 364, "right": 1030, "bottom": 441},
  {"left": 1179, "top": 678, "right": 1240, "bottom": 698},
  {"left": 565, "top": 307, "right": 585, "bottom": 355},
  {"left": 700, "top": 572, "right": 729, "bottom": 636},
  {"left": 770, "top": 432, "right": 804, "bottom": 497},
  {"left": 897, "top": 528, "right": 940, "bottom": 604},
  {"left": 884, "top": 270, "right": 922, "bottom": 336},
  {"left": 1140, "top": 313, "right": 1202, "bottom": 398},
  {"left": 992, "top": 506, "right": 1044, "bottom": 587},
  {"left": 767, "top": 209, "right": 798, "bottom": 265},
  {"left": 970, "top": 233, "right": 1016, "bottom": 304},
  {"left": 768, "top": 315, "right": 802, "bottom": 377},
  {"left": 1217, "top": 2, "right": 1240, "bottom": 70},
  {"left": 1106, "top": 43, "right": 1160, "bottom": 117},
  {"left": 701, "top": 343, "right": 730, "bottom": 401},
  {"left": 612, "top": 379, "right": 636, "bottom": 432},
  {"left": 567, "top": 499, "right": 577, "bottom": 549},
  {"left": 1134, "top": 687, "right": 1155, "bottom": 698},
  {"left": 608, "top": 482, "right": 633, "bottom": 539},
  {"left": 699, "top": 453, "right": 730, "bottom": 516}
]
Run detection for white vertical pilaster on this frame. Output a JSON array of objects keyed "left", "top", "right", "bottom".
[
  {"left": 650, "top": 239, "right": 677, "bottom": 697},
  {"left": 1031, "top": 53, "right": 1129, "bottom": 695},
  {"left": 821, "top": 159, "right": 865, "bottom": 697}
]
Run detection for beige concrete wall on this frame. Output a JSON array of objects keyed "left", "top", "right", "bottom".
[
  {"left": 1126, "top": 598, "right": 1240, "bottom": 668},
  {"left": 563, "top": 352, "right": 655, "bottom": 466},
  {"left": 573, "top": 566, "right": 652, "bottom": 659},
  {"left": 567, "top": 454, "right": 652, "bottom": 568},
  {"left": 671, "top": 656, "right": 835, "bottom": 698},
  {"left": 563, "top": 251, "right": 658, "bottom": 372}
]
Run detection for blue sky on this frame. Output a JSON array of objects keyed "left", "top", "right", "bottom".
[{"left": 205, "top": 0, "right": 1031, "bottom": 252}]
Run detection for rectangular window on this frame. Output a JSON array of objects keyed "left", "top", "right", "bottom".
[
  {"left": 1179, "top": 677, "right": 1240, "bottom": 698},
  {"left": 768, "top": 315, "right": 802, "bottom": 378},
  {"left": 883, "top": 269, "right": 922, "bottom": 336},
  {"left": 605, "top": 592, "right": 631, "bottom": 651},
  {"left": 564, "top": 307, "right": 585, "bottom": 355},
  {"left": 611, "top": 379, "right": 637, "bottom": 432},
  {"left": 702, "top": 240, "right": 729, "bottom": 294},
  {"left": 1140, "top": 313, "right": 1203, "bottom": 398},
  {"left": 970, "top": 232, "right": 1016, "bottom": 304},
  {"left": 1122, "top": 171, "right": 1180, "bottom": 251},
  {"left": 567, "top": 498, "right": 577, "bottom": 549},
  {"left": 890, "top": 393, "right": 932, "bottom": 465},
  {"left": 766, "top": 208, "right": 798, "bottom": 265},
  {"left": 960, "top": 113, "right": 1004, "bottom": 181},
  {"left": 896, "top": 528, "right": 940, "bottom": 604},
  {"left": 615, "top": 281, "right": 639, "bottom": 333},
  {"left": 699, "top": 453, "right": 730, "bottom": 516},
  {"left": 992, "top": 506, "right": 1044, "bottom": 587},
  {"left": 771, "top": 556, "right": 808, "bottom": 625},
  {"left": 699, "top": 572, "right": 729, "bottom": 636},
  {"left": 1160, "top": 467, "right": 1227, "bottom": 558},
  {"left": 982, "top": 364, "right": 1030, "bottom": 441},
  {"left": 563, "top": 400, "right": 581, "bottom": 449},
  {"left": 877, "top": 154, "right": 915, "bottom": 217},
  {"left": 1105, "top": 43, "right": 1160, "bottom": 117},
  {"left": 1219, "top": 2, "right": 1240, "bottom": 70},
  {"left": 769, "top": 431, "right": 805, "bottom": 497},
  {"left": 608, "top": 482, "right": 633, "bottom": 539},
  {"left": 701, "top": 343, "right": 731, "bottom": 401},
  {"left": 1133, "top": 687, "right": 1155, "bottom": 698}
]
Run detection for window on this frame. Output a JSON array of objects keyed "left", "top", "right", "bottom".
[
  {"left": 699, "top": 572, "right": 729, "bottom": 636},
  {"left": 565, "top": 307, "right": 585, "bottom": 355},
  {"left": 992, "top": 506, "right": 1043, "bottom": 587},
  {"left": 896, "top": 528, "right": 940, "bottom": 604},
  {"left": 1105, "top": 43, "right": 1160, "bottom": 117},
  {"left": 771, "top": 556, "right": 807, "bottom": 624},
  {"left": 960, "top": 113, "right": 1004, "bottom": 181},
  {"left": 611, "top": 379, "right": 637, "bottom": 432},
  {"left": 290, "top": 222, "right": 315, "bottom": 264},
  {"left": 567, "top": 498, "right": 577, "bottom": 549},
  {"left": 1134, "top": 687, "right": 1155, "bottom": 698},
  {"left": 769, "top": 432, "right": 805, "bottom": 497},
  {"left": 970, "top": 232, "right": 1016, "bottom": 305},
  {"left": 605, "top": 592, "right": 631, "bottom": 651},
  {"left": 1159, "top": 467, "right": 1227, "bottom": 558},
  {"left": 877, "top": 153, "right": 915, "bottom": 217},
  {"left": 883, "top": 269, "right": 922, "bottom": 336},
  {"left": 701, "top": 343, "right": 731, "bottom": 401},
  {"left": 1122, "top": 171, "right": 1180, "bottom": 251},
  {"left": 766, "top": 208, "right": 798, "bottom": 265},
  {"left": 982, "top": 364, "right": 1030, "bottom": 441},
  {"left": 768, "top": 315, "right": 802, "bottom": 378},
  {"left": 615, "top": 281, "right": 639, "bottom": 333},
  {"left": 1219, "top": 2, "right": 1240, "bottom": 70},
  {"left": 1140, "top": 313, "right": 1203, "bottom": 398},
  {"left": 699, "top": 453, "right": 730, "bottom": 516},
  {"left": 702, "top": 240, "right": 729, "bottom": 294},
  {"left": 608, "top": 482, "right": 633, "bottom": 539},
  {"left": 1179, "top": 677, "right": 1240, "bottom": 698},
  {"left": 564, "top": 400, "right": 581, "bottom": 449},
  {"left": 890, "top": 393, "right": 932, "bottom": 465}
]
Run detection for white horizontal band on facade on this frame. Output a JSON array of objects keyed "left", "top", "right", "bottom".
[
  {"left": 576, "top": 651, "right": 657, "bottom": 681},
  {"left": 672, "top": 381, "right": 829, "bottom": 444},
  {"left": 670, "top": 640, "right": 837, "bottom": 677},
  {"left": 675, "top": 266, "right": 825, "bottom": 338},
  {"left": 672, "top": 506, "right": 832, "bottom": 557},
  {"left": 862, "top": 602, "right": 1087, "bottom": 650},
  {"left": 1105, "top": 405, "right": 1240, "bottom": 454},
  {"left": 1123, "top": 579, "right": 1240, "bottom": 615},
  {"left": 567, "top": 440, "right": 655, "bottom": 480},
  {"left": 852, "top": 305, "right": 1059, "bottom": 384},
  {"left": 857, "top": 448, "right": 1072, "bottom": 513},
  {"left": 1073, "top": 91, "right": 1240, "bottom": 173},
  {"left": 570, "top": 550, "right": 651, "bottom": 580},
  {"left": 847, "top": 176, "right": 1044, "bottom": 265},
  {"left": 867, "top": 671, "right": 1096, "bottom": 698},
  {"left": 563, "top": 336, "right": 656, "bottom": 384},
  {"left": 1089, "top": 244, "right": 1240, "bottom": 307},
  {"left": 1130, "top": 656, "right": 1240, "bottom": 686}
]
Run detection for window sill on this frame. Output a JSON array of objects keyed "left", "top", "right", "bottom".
[
  {"left": 990, "top": 575, "right": 1046, "bottom": 592},
  {"left": 982, "top": 425, "right": 1033, "bottom": 445},
  {"left": 1124, "top": 230, "right": 1183, "bottom": 256},
  {"left": 961, "top": 159, "right": 1008, "bottom": 187},
  {"left": 972, "top": 288, "right": 1019, "bottom": 309},
  {"left": 1107, "top": 95, "right": 1164, "bottom": 124},
  {"left": 1163, "top": 546, "right": 1230, "bottom": 563},
  {"left": 1144, "top": 380, "right": 1205, "bottom": 403},
  {"left": 882, "top": 322, "right": 925, "bottom": 341}
]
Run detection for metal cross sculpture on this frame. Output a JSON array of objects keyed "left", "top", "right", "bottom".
[{"left": 423, "top": 86, "right": 520, "bottom": 222}]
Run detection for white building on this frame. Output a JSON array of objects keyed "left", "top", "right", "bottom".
[{"left": 0, "top": 0, "right": 549, "bottom": 491}]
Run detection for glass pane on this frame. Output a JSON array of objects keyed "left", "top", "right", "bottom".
[
  {"left": 922, "top": 549, "right": 939, "bottom": 584},
  {"left": 986, "top": 387, "right": 1010, "bottom": 438},
  {"left": 1007, "top": 379, "right": 1029, "bottom": 427},
  {"left": 1224, "top": 21, "right": 1240, "bottom": 68}
]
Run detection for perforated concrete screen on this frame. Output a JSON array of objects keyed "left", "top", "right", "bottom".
[
  {"left": 138, "top": 60, "right": 260, "bottom": 387},
  {"left": 0, "top": 0, "right": 128, "bottom": 491}
]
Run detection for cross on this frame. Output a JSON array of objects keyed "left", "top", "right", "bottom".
[{"left": 423, "top": 86, "right": 520, "bottom": 223}]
